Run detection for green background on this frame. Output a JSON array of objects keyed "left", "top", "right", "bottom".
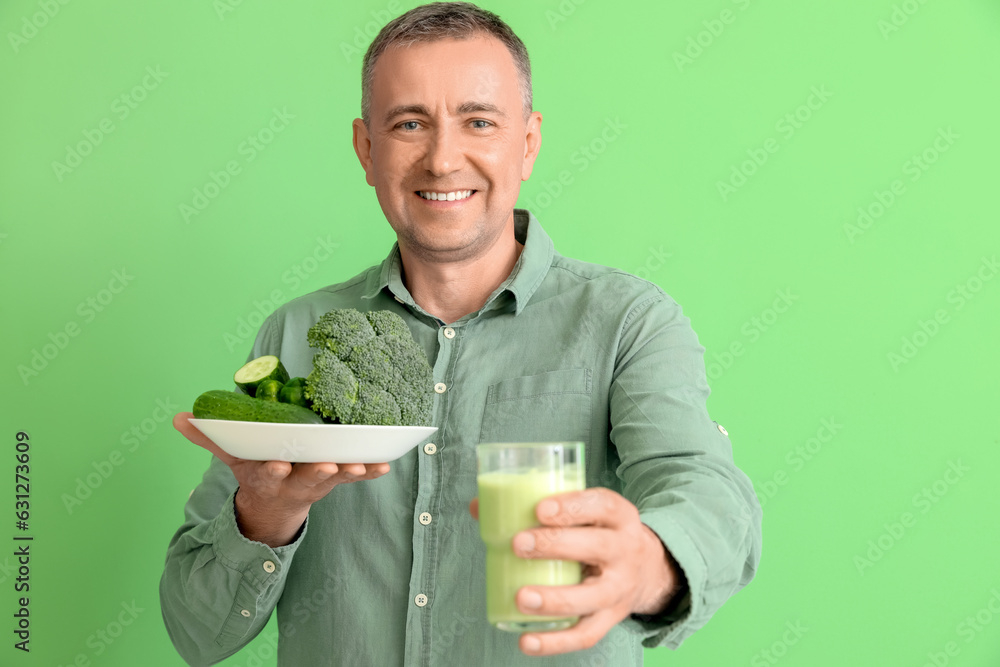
[{"left": 2, "top": 0, "right": 998, "bottom": 665}]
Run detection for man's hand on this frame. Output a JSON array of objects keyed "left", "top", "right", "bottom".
[
  {"left": 469, "top": 487, "right": 686, "bottom": 657},
  {"left": 175, "top": 412, "right": 390, "bottom": 547}
]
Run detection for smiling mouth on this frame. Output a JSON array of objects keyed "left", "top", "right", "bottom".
[{"left": 416, "top": 190, "right": 476, "bottom": 201}]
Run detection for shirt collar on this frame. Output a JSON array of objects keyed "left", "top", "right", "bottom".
[{"left": 361, "top": 209, "right": 554, "bottom": 317}]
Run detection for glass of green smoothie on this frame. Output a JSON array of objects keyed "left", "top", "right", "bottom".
[{"left": 476, "top": 441, "right": 586, "bottom": 632}]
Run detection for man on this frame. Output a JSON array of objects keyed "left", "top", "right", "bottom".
[{"left": 160, "top": 3, "right": 762, "bottom": 665}]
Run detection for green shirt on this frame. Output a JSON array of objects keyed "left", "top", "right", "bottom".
[{"left": 160, "top": 210, "right": 762, "bottom": 666}]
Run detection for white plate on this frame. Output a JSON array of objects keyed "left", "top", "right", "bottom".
[{"left": 188, "top": 419, "right": 437, "bottom": 463}]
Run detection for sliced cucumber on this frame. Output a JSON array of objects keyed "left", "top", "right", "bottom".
[
  {"left": 279, "top": 379, "right": 310, "bottom": 408},
  {"left": 234, "top": 355, "right": 290, "bottom": 397},
  {"left": 284, "top": 377, "right": 306, "bottom": 389},
  {"left": 257, "top": 379, "right": 283, "bottom": 402}
]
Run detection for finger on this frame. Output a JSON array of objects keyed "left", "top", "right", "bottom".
[
  {"left": 534, "top": 487, "right": 637, "bottom": 529},
  {"left": 248, "top": 460, "right": 298, "bottom": 495},
  {"left": 339, "top": 463, "right": 369, "bottom": 477},
  {"left": 335, "top": 462, "right": 391, "bottom": 481},
  {"left": 469, "top": 497, "right": 479, "bottom": 520},
  {"left": 368, "top": 462, "right": 391, "bottom": 476},
  {"left": 519, "top": 606, "right": 624, "bottom": 657},
  {"left": 284, "top": 461, "right": 390, "bottom": 490},
  {"left": 513, "top": 526, "right": 616, "bottom": 563},
  {"left": 278, "top": 462, "right": 337, "bottom": 491},
  {"left": 174, "top": 412, "right": 240, "bottom": 467},
  {"left": 516, "top": 572, "right": 620, "bottom": 619}
]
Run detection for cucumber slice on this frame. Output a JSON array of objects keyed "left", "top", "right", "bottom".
[
  {"left": 279, "top": 381, "right": 310, "bottom": 408},
  {"left": 234, "top": 355, "right": 290, "bottom": 397},
  {"left": 256, "top": 379, "right": 283, "bottom": 402}
]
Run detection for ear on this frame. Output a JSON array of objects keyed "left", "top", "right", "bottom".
[
  {"left": 352, "top": 118, "right": 376, "bottom": 187},
  {"left": 520, "top": 111, "right": 543, "bottom": 181}
]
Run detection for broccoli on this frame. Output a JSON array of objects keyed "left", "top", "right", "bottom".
[{"left": 303, "top": 309, "right": 434, "bottom": 426}]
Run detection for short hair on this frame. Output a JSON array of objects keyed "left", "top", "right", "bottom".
[{"left": 361, "top": 2, "right": 532, "bottom": 127}]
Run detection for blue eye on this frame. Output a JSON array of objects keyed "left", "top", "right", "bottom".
[
  {"left": 471, "top": 120, "right": 490, "bottom": 129},
  {"left": 400, "top": 121, "right": 419, "bottom": 131}
]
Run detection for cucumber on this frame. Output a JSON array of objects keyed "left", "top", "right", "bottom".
[
  {"left": 278, "top": 378, "right": 310, "bottom": 408},
  {"left": 234, "top": 355, "right": 290, "bottom": 397},
  {"left": 193, "top": 390, "right": 324, "bottom": 424},
  {"left": 257, "top": 379, "right": 283, "bottom": 402}
]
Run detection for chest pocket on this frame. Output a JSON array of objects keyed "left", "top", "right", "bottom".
[{"left": 479, "top": 368, "right": 592, "bottom": 445}]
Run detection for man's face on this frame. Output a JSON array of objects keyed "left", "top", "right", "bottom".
[{"left": 353, "top": 35, "right": 542, "bottom": 264}]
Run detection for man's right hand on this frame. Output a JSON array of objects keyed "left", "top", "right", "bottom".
[{"left": 174, "top": 412, "right": 391, "bottom": 548}]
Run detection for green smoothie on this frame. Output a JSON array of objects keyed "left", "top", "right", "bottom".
[{"left": 478, "top": 466, "right": 584, "bottom": 631}]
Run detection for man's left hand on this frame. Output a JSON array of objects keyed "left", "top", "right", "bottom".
[{"left": 468, "top": 487, "right": 686, "bottom": 656}]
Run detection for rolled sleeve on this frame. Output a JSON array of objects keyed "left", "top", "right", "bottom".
[
  {"left": 610, "top": 293, "right": 763, "bottom": 649},
  {"left": 159, "top": 457, "right": 307, "bottom": 666}
]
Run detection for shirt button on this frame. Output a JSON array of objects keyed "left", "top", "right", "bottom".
[
  {"left": 718, "top": 424, "right": 729, "bottom": 436},
  {"left": 262, "top": 560, "right": 276, "bottom": 573},
  {"left": 415, "top": 594, "right": 428, "bottom": 607},
  {"left": 434, "top": 382, "right": 447, "bottom": 394},
  {"left": 240, "top": 609, "right": 251, "bottom": 618},
  {"left": 419, "top": 512, "right": 432, "bottom": 525},
  {"left": 423, "top": 443, "right": 437, "bottom": 455},
  {"left": 443, "top": 327, "right": 456, "bottom": 339}
]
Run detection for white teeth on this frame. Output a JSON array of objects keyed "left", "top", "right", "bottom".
[{"left": 419, "top": 190, "right": 473, "bottom": 201}]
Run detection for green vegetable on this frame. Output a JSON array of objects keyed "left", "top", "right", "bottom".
[
  {"left": 234, "top": 355, "right": 289, "bottom": 397},
  {"left": 278, "top": 378, "right": 310, "bottom": 408},
  {"left": 256, "top": 379, "right": 283, "bottom": 401},
  {"left": 192, "top": 390, "right": 324, "bottom": 424},
  {"left": 304, "top": 309, "right": 434, "bottom": 426}
]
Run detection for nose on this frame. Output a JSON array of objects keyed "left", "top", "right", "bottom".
[{"left": 421, "top": 125, "right": 464, "bottom": 177}]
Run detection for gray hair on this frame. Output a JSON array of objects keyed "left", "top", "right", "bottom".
[{"left": 361, "top": 2, "right": 532, "bottom": 127}]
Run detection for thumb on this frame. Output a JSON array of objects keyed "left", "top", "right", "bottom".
[{"left": 173, "top": 412, "right": 239, "bottom": 467}]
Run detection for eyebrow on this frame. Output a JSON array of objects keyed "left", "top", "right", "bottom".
[{"left": 383, "top": 101, "right": 508, "bottom": 124}]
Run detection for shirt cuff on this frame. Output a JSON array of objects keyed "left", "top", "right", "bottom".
[
  {"left": 618, "top": 511, "right": 706, "bottom": 649},
  {"left": 209, "top": 490, "right": 308, "bottom": 644}
]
